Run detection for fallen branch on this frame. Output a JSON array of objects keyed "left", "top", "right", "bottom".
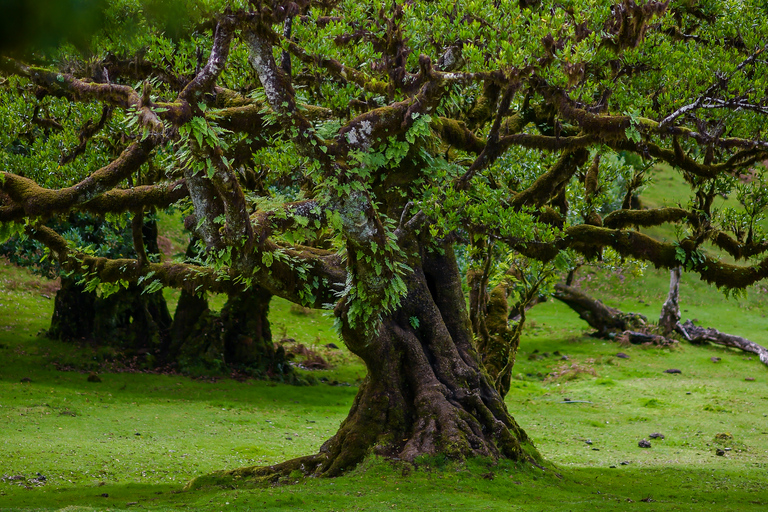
[
  {"left": 553, "top": 283, "right": 647, "bottom": 337},
  {"left": 661, "top": 268, "right": 767, "bottom": 366},
  {"left": 618, "top": 331, "right": 677, "bottom": 346},
  {"left": 681, "top": 320, "right": 768, "bottom": 366}
]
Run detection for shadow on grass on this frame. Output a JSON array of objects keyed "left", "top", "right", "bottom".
[{"left": 6, "top": 459, "right": 755, "bottom": 512}]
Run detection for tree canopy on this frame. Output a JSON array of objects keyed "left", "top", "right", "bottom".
[{"left": 2, "top": 0, "right": 768, "bottom": 478}]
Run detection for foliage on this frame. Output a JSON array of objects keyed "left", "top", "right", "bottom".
[{"left": 2, "top": 0, "right": 768, "bottom": 476}]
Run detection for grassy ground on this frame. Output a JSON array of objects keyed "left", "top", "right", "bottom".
[{"left": 2, "top": 254, "right": 768, "bottom": 511}]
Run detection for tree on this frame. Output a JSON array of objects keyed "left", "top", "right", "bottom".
[{"left": 2, "top": 0, "right": 768, "bottom": 479}]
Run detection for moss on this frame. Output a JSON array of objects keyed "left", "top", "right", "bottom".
[
  {"left": 432, "top": 117, "right": 485, "bottom": 154},
  {"left": 603, "top": 207, "right": 690, "bottom": 229}
]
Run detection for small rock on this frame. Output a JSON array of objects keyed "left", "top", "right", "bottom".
[
  {"left": 649, "top": 433, "right": 665, "bottom": 440},
  {"left": 592, "top": 448, "right": 600, "bottom": 451},
  {"left": 638, "top": 439, "right": 651, "bottom": 448},
  {"left": 36, "top": 473, "right": 46, "bottom": 481},
  {"left": 640, "top": 497, "right": 655, "bottom": 503},
  {"left": 325, "top": 343, "right": 339, "bottom": 349},
  {"left": 716, "top": 448, "right": 725, "bottom": 456},
  {"left": 560, "top": 355, "right": 569, "bottom": 361},
  {"left": 686, "top": 392, "right": 692, "bottom": 395},
  {"left": 134, "top": 432, "right": 141, "bottom": 436},
  {"left": 711, "top": 357, "right": 721, "bottom": 363},
  {"left": 745, "top": 377, "right": 756, "bottom": 382},
  {"left": 620, "top": 461, "right": 630, "bottom": 466},
  {"left": 101, "top": 493, "right": 109, "bottom": 498},
  {"left": 585, "top": 439, "right": 593, "bottom": 445},
  {"left": 616, "top": 353, "right": 630, "bottom": 359},
  {"left": 87, "top": 373, "right": 101, "bottom": 383},
  {"left": 664, "top": 369, "right": 682, "bottom": 374}
]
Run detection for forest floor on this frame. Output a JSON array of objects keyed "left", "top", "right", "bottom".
[
  {"left": 1, "top": 158, "right": 767, "bottom": 511},
  {"left": 1, "top": 252, "right": 768, "bottom": 511}
]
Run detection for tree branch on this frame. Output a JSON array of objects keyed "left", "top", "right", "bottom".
[{"left": 1, "top": 140, "right": 156, "bottom": 218}]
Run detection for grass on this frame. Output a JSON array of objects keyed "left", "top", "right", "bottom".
[
  {"left": 2, "top": 254, "right": 768, "bottom": 511},
  {"left": 3, "top": 164, "right": 768, "bottom": 510}
]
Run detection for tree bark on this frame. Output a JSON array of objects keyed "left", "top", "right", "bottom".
[
  {"left": 170, "top": 286, "right": 297, "bottom": 380},
  {"left": 659, "top": 266, "right": 688, "bottom": 338},
  {"left": 47, "top": 215, "right": 172, "bottom": 355},
  {"left": 91, "top": 283, "right": 172, "bottom": 355},
  {"left": 48, "top": 276, "right": 95, "bottom": 340},
  {"left": 468, "top": 268, "right": 541, "bottom": 398},
  {"left": 206, "top": 245, "right": 540, "bottom": 483}
]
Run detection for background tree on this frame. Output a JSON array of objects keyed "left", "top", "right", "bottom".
[{"left": 2, "top": 0, "right": 768, "bottom": 480}]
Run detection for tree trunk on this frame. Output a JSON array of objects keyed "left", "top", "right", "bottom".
[
  {"left": 48, "top": 276, "right": 172, "bottom": 358},
  {"left": 47, "top": 215, "right": 173, "bottom": 358},
  {"left": 170, "top": 286, "right": 296, "bottom": 380},
  {"left": 480, "top": 284, "right": 519, "bottom": 397},
  {"left": 659, "top": 268, "right": 768, "bottom": 365},
  {"left": 91, "top": 284, "right": 172, "bottom": 356},
  {"left": 553, "top": 283, "right": 647, "bottom": 337},
  {"left": 659, "top": 266, "right": 687, "bottom": 337},
  {"left": 167, "top": 238, "right": 295, "bottom": 379},
  {"left": 468, "top": 269, "right": 536, "bottom": 398},
  {"left": 211, "top": 245, "right": 540, "bottom": 483},
  {"left": 48, "top": 276, "right": 95, "bottom": 340}
]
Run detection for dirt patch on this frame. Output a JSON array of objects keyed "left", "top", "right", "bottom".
[
  {"left": 545, "top": 359, "right": 598, "bottom": 382},
  {"left": 283, "top": 341, "right": 331, "bottom": 370}
]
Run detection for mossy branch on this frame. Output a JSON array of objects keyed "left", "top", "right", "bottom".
[
  {"left": 603, "top": 207, "right": 690, "bottom": 229},
  {"left": 1, "top": 140, "right": 156, "bottom": 219}
]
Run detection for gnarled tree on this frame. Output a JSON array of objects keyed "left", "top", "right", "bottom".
[{"left": 2, "top": 0, "right": 768, "bottom": 479}]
